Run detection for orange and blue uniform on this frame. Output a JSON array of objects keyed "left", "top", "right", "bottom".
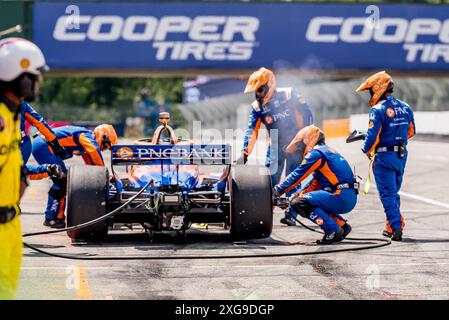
[
  {"left": 275, "top": 144, "right": 357, "bottom": 234},
  {"left": 242, "top": 88, "right": 313, "bottom": 188},
  {"left": 29, "top": 126, "right": 104, "bottom": 220},
  {"left": 362, "top": 96, "right": 415, "bottom": 233},
  {"left": 20, "top": 101, "right": 56, "bottom": 163}
]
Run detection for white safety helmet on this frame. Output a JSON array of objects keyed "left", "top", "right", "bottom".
[{"left": 0, "top": 37, "right": 47, "bottom": 82}]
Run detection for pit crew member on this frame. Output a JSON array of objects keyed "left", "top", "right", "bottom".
[
  {"left": 30, "top": 124, "right": 117, "bottom": 228},
  {"left": 273, "top": 125, "right": 358, "bottom": 244},
  {"left": 242, "top": 67, "right": 313, "bottom": 189},
  {"left": 0, "top": 37, "right": 46, "bottom": 299},
  {"left": 356, "top": 71, "right": 415, "bottom": 241}
]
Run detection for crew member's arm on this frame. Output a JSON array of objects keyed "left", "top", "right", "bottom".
[
  {"left": 23, "top": 103, "right": 66, "bottom": 158},
  {"left": 242, "top": 105, "right": 262, "bottom": 158},
  {"left": 408, "top": 107, "right": 416, "bottom": 139},
  {"left": 22, "top": 102, "right": 56, "bottom": 141},
  {"left": 300, "top": 177, "right": 320, "bottom": 195},
  {"left": 275, "top": 150, "right": 323, "bottom": 195},
  {"left": 288, "top": 176, "right": 320, "bottom": 199},
  {"left": 26, "top": 164, "right": 48, "bottom": 180},
  {"left": 78, "top": 133, "right": 104, "bottom": 166},
  {"left": 361, "top": 108, "right": 382, "bottom": 156}
]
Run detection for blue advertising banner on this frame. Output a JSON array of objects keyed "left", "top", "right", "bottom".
[{"left": 33, "top": 2, "right": 449, "bottom": 72}]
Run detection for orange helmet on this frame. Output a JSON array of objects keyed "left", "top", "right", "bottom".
[
  {"left": 244, "top": 67, "right": 276, "bottom": 106},
  {"left": 94, "top": 124, "right": 118, "bottom": 151},
  {"left": 356, "top": 71, "right": 394, "bottom": 107},
  {"left": 285, "top": 125, "right": 325, "bottom": 157}
]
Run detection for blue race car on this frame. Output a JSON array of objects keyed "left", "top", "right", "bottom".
[{"left": 65, "top": 113, "right": 273, "bottom": 242}]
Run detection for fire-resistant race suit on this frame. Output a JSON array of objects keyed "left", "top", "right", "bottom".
[
  {"left": 362, "top": 96, "right": 415, "bottom": 235},
  {"left": 29, "top": 126, "right": 105, "bottom": 222},
  {"left": 0, "top": 36, "right": 48, "bottom": 299},
  {"left": 274, "top": 140, "right": 357, "bottom": 243},
  {"left": 20, "top": 101, "right": 57, "bottom": 163},
  {"left": 242, "top": 87, "right": 313, "bottom": 188},
  {"left": 0, "top": 98, "right": 25, "bottom": 299}
]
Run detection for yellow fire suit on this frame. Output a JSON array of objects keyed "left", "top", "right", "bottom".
[{"left": 0, "top": 100, "right": 23, "bottom": 300}]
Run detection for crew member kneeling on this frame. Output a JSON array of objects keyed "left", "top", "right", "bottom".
[{"left": 273, "top": 125, "right": 358, "bottom": 244}]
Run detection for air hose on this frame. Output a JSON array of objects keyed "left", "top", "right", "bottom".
[{"left": 22, "top": 183, "right": 391, "bottom": 261}]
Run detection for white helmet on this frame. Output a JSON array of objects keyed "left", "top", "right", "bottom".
[{"left": 0, "top": 37, "right": 47, "bottom": 82}]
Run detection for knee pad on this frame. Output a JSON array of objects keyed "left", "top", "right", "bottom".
[{"left": 290, "top": 197, "right": 315, "bottom": 219}]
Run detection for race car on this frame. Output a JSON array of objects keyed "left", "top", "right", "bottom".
[{"left": 66, "top": 113, "right": 273, "bottom": 242}]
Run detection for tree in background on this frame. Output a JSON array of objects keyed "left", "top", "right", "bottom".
[{"left": 35, "top": 77, "right": 186, "bottom": 128}]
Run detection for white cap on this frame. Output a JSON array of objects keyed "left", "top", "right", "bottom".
[{"left": 0, "top": 37, "right": 47, "bottom": 82}]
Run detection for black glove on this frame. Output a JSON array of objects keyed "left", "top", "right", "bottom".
[
  {"left": 48, "top": 139, "right": 66, "bottom": 159},
  {"left": 276, "top": 197, "right": 290, "bottom": 209},
  {"left": 46, "top": 164, "right": 65, "bottom": 179},
  {"left": 236, "top": 153, "right": 248, "bottom": 165}
]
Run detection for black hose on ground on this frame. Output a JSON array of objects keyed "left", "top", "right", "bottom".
[{"left": 22, "top": 183, "right": 391, "bottom": 260}]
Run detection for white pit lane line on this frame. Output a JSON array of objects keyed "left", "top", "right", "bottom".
[{"left": 399, "top": 191, "right": 449, "bottom": 210}]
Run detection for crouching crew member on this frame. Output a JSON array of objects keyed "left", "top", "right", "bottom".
[{"left": 273, "top": 125, "right": 358, "bottom": 244}]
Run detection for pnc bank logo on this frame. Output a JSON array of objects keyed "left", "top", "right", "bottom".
[{"left": 116, "top": 147, "right": 134, "bottom": 159}]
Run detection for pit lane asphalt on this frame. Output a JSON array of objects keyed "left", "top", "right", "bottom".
[{"left": 16, "top": 138, "right": 449, "bottom": 300}]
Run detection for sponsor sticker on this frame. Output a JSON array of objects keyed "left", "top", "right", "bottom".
[
  {"left": 20, "top": 58, "right": 30, "bottom": 69},
  {"left": 386, "top": 107, "right": 396, "bottom": 118},
  {"left": 264, "top": 115, "right": 273, "bottom": 125},
  {"left": 116, "top": 147, "right": 134, "bottom": 159}
]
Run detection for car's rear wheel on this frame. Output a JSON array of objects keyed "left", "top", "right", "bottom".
[
  {"left": 229, "top": 165, "right": 273, "bottom": 240},
  {"left": 66, "top": 165, "right": 109, "bottom": 241}
]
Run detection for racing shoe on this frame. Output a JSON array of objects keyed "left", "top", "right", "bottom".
[
  {"left": 382, "top": 230, "right": 393, "bottom": 238},
  {"left": 316, "top": 227, "right": 345, "bottom": 245},
  {"left": 43, "top": 218, "right": 66, "bottom": 229},
  {"left": 391, "top": 229, "right": 403, "bottom": 241},
  {"left": 341, "top": 223, "right": 352, "bottom": 240},
  {"left": 280, "top": 216, "right": 296, "bottom": 226},
  {"left": 382, "top": 229, "right": 403, "bottom": 241}
]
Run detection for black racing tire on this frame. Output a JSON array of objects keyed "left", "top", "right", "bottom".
[
  {"left": 66, "top": 165, "right": 109, "bottom": 240},
  {"left": 229, "top": 165, "right": 273, "bottom": 240}
]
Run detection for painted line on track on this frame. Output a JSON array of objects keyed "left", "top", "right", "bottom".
[{"left": 399, "top": 191, "right": 449, "bottom": 210}]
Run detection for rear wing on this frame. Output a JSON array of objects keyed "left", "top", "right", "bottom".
[{"left": 111, "top": 144, "right": 231, "bottom": 166}]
